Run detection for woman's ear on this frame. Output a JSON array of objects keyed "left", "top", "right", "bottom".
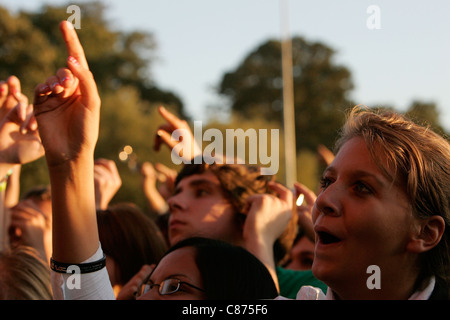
[{"left": 407, "top": 216, "right": 445, "bottom": 253}]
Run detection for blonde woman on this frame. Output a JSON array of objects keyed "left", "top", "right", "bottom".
[{"left": 308, "top": 106, "right": 449, "bottom": 299}]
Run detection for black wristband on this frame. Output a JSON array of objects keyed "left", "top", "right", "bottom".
[{"left": 50, "top": 255, "right": 107, "bottom": 274}]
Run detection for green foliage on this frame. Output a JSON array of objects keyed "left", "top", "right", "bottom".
[
  {"left": 1, "top": 2, "right": 447, "bottom": 204},
  {"left": 296, "top": 149, "right": 321, "bottom": 193},
  {"left": 405, "top": 101, "right": 448, "bottom": 138},
  {"left": 217, "top": 35, "right": 448, "bottom": 185},
  {"left": 0, "top": 6, "right": 58, "bottom": 97},
  {"left": 96, "top": 86, "right": 177, "bottom": 208},
  {"left": 204, "top": 113, "right": 286, "bottom": 182},
  {"left": 0, "top": 2, "right": 185, "bottom": 207},
  {"left": 219, "top": 37, "right": 355, "bottom": 152}
]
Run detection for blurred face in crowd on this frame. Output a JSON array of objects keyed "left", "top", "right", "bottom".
[
  {"left": 284, "top": 234, "right": 315, "bottom": 271},
  {"left": 311, "top": 137, "right": 421, "bottom": 299},
  {"left": 167, "top": 171, "right": 241, "bottom": 246},
  {"left": 138, "top": 246, "right": 205, "bottom": 300},
  {"left": 9, "top": 197, "right": 52, "bottom": 260}
]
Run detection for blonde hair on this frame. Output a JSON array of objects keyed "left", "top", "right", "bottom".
[
  {"left": 335, "top": 106, "right": 450, "bottom": 287},
  {"left": 0, "top": 246, "right": 52, "bottom": 300}
]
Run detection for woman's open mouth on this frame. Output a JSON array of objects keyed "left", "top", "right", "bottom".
[{"left": 316, "top": 230, "right": 342, "bottom": 245}]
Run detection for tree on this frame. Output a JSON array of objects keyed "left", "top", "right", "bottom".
[
  {"left": 218, "top": 36, "right": 354, "bottom": 152},
  {"left": 405, "top": 100, "right": 447, "bottom": 137},
  {"left": 95, "top": 86, "right": 176, "bottom": 209},
  {"left": 366, "top": 101, "right": 449, "bottom": 139},
  {"left": 0, "top": 6, "right": 58, "bottom": 98},
  {"left": 0, "top": 2, "right": 185, "bottom": 112},
  {"left": 0, "top": 2, "right": 185, "bottom": 205}
]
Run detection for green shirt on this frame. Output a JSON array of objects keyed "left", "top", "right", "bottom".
[{"left": 276, "top": 266, "right": 328, "bottom": 299}]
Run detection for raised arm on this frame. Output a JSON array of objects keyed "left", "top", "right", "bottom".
[
  {"left": 242, "top": 181, "right": 295, "bottom": 292},
  {"left": 94, "top": 158, "right": 122, "bottom": 210},
  {"left": 33, "top": 21, "right": 101, "bottom": 263},
  {"left": 0, "top": 76, "right": 44, "bottom": 251}
]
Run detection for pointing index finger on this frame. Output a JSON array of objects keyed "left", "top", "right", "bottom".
[
  {"left": 158, "top": 106, "right": 185, "bottom": 128},
  {"left": 59, "top": 21, "right": 89, "bottom": 70}
]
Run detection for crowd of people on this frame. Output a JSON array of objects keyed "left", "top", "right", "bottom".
[{"left": 0, "top": 21, "right": 448, "bottom": 300}]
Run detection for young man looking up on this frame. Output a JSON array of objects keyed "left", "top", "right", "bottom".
[{"left": 155, "top": 107, "right": 327, "bottom": 298}]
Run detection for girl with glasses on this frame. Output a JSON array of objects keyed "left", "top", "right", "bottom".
[{"left": 137, "top": 237, "right": 278, "bottom": 300}]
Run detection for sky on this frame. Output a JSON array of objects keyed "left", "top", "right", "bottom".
[{"left": 2, "top": 0, "right": 449, "bottom": 131}]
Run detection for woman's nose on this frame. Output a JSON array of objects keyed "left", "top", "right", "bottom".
[{"left": 314, "top": 184, "right": 342, "bottom": 218}]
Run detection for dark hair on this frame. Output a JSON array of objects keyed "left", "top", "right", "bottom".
[
  {"left": 97, "top": 202, "right": 168, "bottom": 285},
  {"left": 165, "top": 237, "right": 278, "bottom": 300},
  {"left": 175, "top": 158, "right": 297, "bottom": 264},
  {"left": 22, "top": 185, "right": 51, "bottom": 201}
]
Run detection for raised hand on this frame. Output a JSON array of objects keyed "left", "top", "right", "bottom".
[
  {"left": 33, "top": 21, "right": 101, "bottom": 263},
  {"left": 33, "top": 21, "right": 100, "bottom": 168},
  {"left": 116, "top": 264, "right": 154, "bottom": 300},
  {"left": 154, "top": 106, "right": 202, "bottom": 162},
  {"left": 140, "top": 161, "right": 174, "bottom": 214},
  {"left": 243, "top": 182, "right": 295, "bottom": 248},
  {"left": 0, "top": 76, "right": 43, "bottom": 174},
  {"left": 94, "top": 158, "right": 122, "bottom": 210},
  {"left": 242, "top": 181, "right": 296, "bottom": 291},
  {"left": 317, "top": 144, "right": 335, "bottom": 166}
]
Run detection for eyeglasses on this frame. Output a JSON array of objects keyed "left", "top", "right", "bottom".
[{"left": 138, "top": 277, "right": 205, "bottom": 296}]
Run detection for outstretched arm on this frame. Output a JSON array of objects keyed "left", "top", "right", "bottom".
[
  {"left": 243, "top": 181, "right": 295, "bottom": 292},
  {"left": 0, "top": 76, "right": 43, "bottom": 251},
  {"left": 33, "top": 21, "right": 100, "bottom": 263}
]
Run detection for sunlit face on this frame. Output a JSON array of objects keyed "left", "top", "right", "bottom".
[
  {"left": 167, "top": 172, "right": 241, "bottom": 246},
  {"left": 311, "top": 137, "right": 418, "bottom": 298},
  {"left": 138, "top": 246, "right": 205, "bottom": 300}
]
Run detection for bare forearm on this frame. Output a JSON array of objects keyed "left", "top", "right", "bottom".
[
  {"left": 144, "top": 186, "right": 168, "bottom": 214},
  {"left": 49, "top": 156, "right": 99, "bottom": 263},
  {"left": 245, "top": 236, "right": 280, "bottom": 293},
  {"left": 4, "top": 165, "right": 21, "bottom": 208}
]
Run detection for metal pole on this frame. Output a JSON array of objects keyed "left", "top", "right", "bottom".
[{"left": 280, "top": 0, "right": 297, "bottom": 188}]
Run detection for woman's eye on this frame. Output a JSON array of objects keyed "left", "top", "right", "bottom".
[
  {"left": 354, "top": 181, "right": 372, "bottom": 194},
  {"left": 319, "top": 177, "right": 332, "bottom": 189}
]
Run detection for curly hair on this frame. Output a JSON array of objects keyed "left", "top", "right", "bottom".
[{"left": 175, "top": 158, "right": 298, "bottom": 264}]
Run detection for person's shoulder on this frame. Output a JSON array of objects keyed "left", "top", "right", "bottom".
[
  {"left": 276, "top": 266, "right": 317, "bottom": 281},
  {"left": 429, "top": 277, "right": 450, "bottom": 300},
  {"left": 276, "top": 266, "right": 327, "bottom": 299}
]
